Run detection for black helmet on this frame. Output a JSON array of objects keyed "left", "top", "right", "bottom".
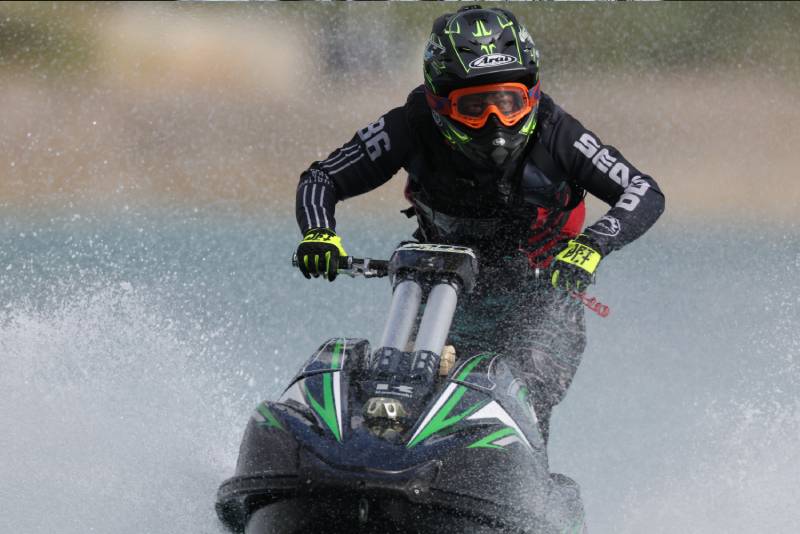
[{"left": 423, "top": 6, "right": 541, "bottom": 171}]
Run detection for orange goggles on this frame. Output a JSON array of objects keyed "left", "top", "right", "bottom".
[{"left": 426, "top": 81, "right": 540, "bottom": 129}]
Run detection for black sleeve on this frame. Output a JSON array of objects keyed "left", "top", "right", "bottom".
[
  {"left": 295, "top": 106, "right": 414, "bottom": 235},
  {"left": 548, "top": 107, "right": 666, "bottom": 256}
]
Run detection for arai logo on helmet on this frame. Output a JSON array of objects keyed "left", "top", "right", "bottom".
[{"left": 469, "top": 53, "right": 517, "bottom": 69}]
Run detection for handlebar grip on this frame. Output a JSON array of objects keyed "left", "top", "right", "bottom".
[
  {"left": 291, "top": 253, "right": 388, "bottom": 277},
  {"left": 291, "top": 253, "right": 353, "bottom": 272}
]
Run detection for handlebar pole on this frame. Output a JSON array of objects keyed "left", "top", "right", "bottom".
[
  {"left": 379, "top": 278, "right": 423, "bottom": 351},
  {"left": 413, "top": 281, "right": 459, "bottom": 356}
]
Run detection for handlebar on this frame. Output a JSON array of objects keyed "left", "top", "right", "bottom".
[
  {"left": 291, "top": 254, "right": 389, "bottom": 278},
  {"left": 290, "top": 252, "right": 609, "bottom": 317}
]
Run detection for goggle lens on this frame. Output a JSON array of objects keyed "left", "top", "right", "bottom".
[
  {"left": 426, "top": 82, "right": 539, "bottom": 130},
  {"left": 455, "top": 89, "right": 526, "bottom": 118}
]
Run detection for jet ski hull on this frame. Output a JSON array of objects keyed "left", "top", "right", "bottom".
[{"left": 216, "top": 339, "right": 585, "bottom": 534}]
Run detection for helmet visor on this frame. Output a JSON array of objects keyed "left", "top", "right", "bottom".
[{"left": 427, "top": 82, "right": 540, "bottom": 129}]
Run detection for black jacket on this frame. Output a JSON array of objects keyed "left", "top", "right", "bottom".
[{"left": 296, "top": 86, "right": 664, "bottom": 262}]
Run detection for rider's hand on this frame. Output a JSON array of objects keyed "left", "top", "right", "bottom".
[
  {"left": 296, "top": 228, "right": 347, "bottom": 281},
  {"left": 549, "top": 234, "right": 603, "bottom": 293}
]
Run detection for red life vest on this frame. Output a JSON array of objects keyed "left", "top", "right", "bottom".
[{"left": 523, "top": 201, "right": 585, "bottom": 270}]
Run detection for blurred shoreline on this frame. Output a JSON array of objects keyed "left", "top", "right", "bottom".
[
  {"left": 2, "top": 68, "right": 798, "bottom": 222},
  {"left": 1, "top": 2, "right": 798, "bottom": 221}
]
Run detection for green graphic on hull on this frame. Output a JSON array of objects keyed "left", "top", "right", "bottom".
[
  {"left": 467, "top": 426, "right": 517, "bottom": 450},
  {"left": 456, "top": 353, "right": 491, "bottom": 381},
  {"left": 256, "top": 404, "right": 285, "bottom": 431},
  {"left": 407, "top": 354, "right": 493, "bottom": 449},
  {"left": 303, "top": 340, "right": 343, "bottom": 442},
  {"left": 407, "top": 386, "right": 486, "bottom": 448}
]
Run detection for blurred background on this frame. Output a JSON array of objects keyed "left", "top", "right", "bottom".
[
  {"left": 2, "top": 1, "right": 799, "bottom": 217},
  {"left": 1, "top": 3, "right": 798, "bottom": 534}
]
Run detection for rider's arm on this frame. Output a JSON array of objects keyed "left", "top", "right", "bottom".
[
  {"left": 295, "top": 106, "right": 414, "bottom": 234},
  {"left": 545, "top": 100, "right": 666, "bottom": 255}
]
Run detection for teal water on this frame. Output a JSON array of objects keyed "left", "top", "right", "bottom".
[{"left": 1, "top": 204, "right": 798, "bottom": 533}]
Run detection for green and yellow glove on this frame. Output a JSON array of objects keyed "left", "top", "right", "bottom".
[
  {"left": 296, "top": 228, "right": 347, "bottom": 281},
  {"left": 550, "top": 234, "right": 603, "bottom": 293}
]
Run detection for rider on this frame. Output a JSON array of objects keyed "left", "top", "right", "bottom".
[{"left": 294, "top": 6, "right": 665, "bottom": 445}]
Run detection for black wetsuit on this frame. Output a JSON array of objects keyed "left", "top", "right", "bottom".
[{"left": 295, "top": 87, "right": 665, "bottom": 442}]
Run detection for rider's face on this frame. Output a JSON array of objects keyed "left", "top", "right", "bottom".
[{"left": 459, "top": 91, "right": 517, "bottom": 116}]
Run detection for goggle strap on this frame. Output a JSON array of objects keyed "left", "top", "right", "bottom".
[
  {"left": 425, "top": 87, "right": 451, "bottom": 116},
  {"left": 528, "top": 81, "right": 541, "bottom": 101}
]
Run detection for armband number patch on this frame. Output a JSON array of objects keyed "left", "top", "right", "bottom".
[{"left": 358, "top": 117, "right": 391, "bottom": 161}]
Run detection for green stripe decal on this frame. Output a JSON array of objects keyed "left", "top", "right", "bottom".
[
  {"left": 304, "top": 340, "right": 343, "bottom": 442},
  {"left": 497, "top": 15, "right": 514, "bottom": 30},
  {"left": 405, "top": 353, "right": 495, "bottom": 448},
  {"left": 256, "top": 404, "right": 285, "bottom": 431},
  {"left": 407, "top": 386, "right": 487, "bottom": 448},
  {"left": 472, "top": 20, "right": 492, "bottom": 38},
  {"left": 330, "top": 339, "right": 343, "bottom": 370},
  {"left": 446, "top": 19, "right": 470, "bottom": 74},
  {"left": 511, "top": 26, "right": 522, "bottom": 65},
  {"left": 495, "top": 14, "right": 522, "bottom": 65},
  {"left": 424, "top": 70, "right": 436, "bottom": 93},
  {"left": 456, "top": 353, "right": 491, "bottom": 381},
  {"left": 446, "top": 123, "right": 471, "bottom": 144},
  {"left": 467, "top": 426, "right": 517, "bottom": 450},
  {"left": 520, "top": 113, "right": 537, "bottom": 136}
]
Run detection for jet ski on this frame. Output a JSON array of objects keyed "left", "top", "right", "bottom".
[{"left": 216, "top": 243, "right": 586, "bottom": 533}]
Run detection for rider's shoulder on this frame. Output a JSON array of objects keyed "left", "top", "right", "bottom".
[
  {"left": 405, "top": 85, "right": 426, "bottom": 104},
  {"left": 536, "top": 92, "right": 584, "bottom": 148},
  {"left": 398, "top": 86, "right": 440, "bottom": 146},
  {"left": 404, "top": 85, "right": 433, "bottom": 122},
  {"left": 537, "top": 92, "right": 567, "bottom": 131}
]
